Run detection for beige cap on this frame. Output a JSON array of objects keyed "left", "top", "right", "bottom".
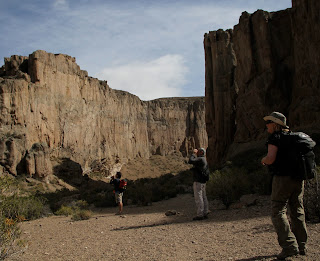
[{"left": 263, "top": 111, "right": 289, "bottom": 128}]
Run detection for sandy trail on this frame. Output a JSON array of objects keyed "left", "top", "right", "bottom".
[{"left": 7, "top": 194, "right": 320, "bottom": 261}]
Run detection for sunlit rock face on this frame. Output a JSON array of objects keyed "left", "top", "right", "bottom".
[
  {"left": 0, "top": 50, "right": 207, "bottom": 178},
  {"left": 204, "top": 0, "right": 320, "bottom": 166}
]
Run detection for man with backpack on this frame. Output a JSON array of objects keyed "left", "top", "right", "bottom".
[
  {"left": 261, "top": 112, "right": 313, "bottom": 260},
  {"left": 110, "top": 171, "right": 126, "bottom": 215},
  {"left": 189, "top": 148, "right": 210, "bottom": 221}
]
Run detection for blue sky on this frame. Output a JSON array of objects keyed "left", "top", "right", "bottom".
[{"left": 0, "top": 0, "right": 291, "bottom": 100}]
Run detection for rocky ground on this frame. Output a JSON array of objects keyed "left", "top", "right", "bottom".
[{"left": 6, "top": 194, "right": 320, "bottom": 261}]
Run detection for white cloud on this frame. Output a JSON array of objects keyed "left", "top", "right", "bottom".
[
  {"left": 96, "top": 55, "right": 188, "bottom": 101},
  {"left": 0, "top": 0, "right": 292, "bottom": 98},
  {"left": 53, "top": 0, "right": 69, "bottom": 11}
]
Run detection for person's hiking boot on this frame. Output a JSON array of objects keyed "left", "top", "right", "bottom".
[
  {"left": 203, "top": 210, "right": 210, "bottom": 219},
  {"left": 299, "top": 248, "right": 306, "bottom": 256},
  {"left": 192, "top": 216, "right": 204, "bottom": 221},
  {"left": 276, "top": 248, "right": 299, "bottom": 260}
]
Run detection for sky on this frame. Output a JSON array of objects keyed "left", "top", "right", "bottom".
[{"left": 0, "top": 0, "right": 292, "bottom": 101}]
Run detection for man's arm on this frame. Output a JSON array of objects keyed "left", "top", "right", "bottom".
[
  {"left": 188, "top": 154, "right": 203, "bottom": 166},
  {"left": 261, "top": 144, "right": 278, "bottom": 165}
]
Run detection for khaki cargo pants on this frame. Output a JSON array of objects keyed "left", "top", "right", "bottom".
[{"left": 271, "top": 175, "right": 308, "bottom": 252}]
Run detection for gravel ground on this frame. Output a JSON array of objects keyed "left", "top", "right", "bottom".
[{"left": 6, "top": 194, "right": 320, "bottom": 261}]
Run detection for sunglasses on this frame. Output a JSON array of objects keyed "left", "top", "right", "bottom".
[{"left": 265, "top": 120, "right": 274, "bottom": 124}]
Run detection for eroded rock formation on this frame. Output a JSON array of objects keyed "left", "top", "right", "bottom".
[
  {"left": 204, "top": 0, "right": 320, "bottom": 166},
  {"left": 0, "top": 50, "right": 207, "bottom": 178}
]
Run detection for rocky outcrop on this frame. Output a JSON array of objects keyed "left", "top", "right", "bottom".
[
  {"left": 204, "top": 0, "right": 320, "bottom": 166},
  {"left": 204, "top": 29, "right": 237, "bottom": 166},
  {"left": 0, "top": 50, "right": 207, "bottom": 178},
  {"left": 148, "top": 97, "right": 207, "bottom": 157}
]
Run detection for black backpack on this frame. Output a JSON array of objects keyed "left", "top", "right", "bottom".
[{"left": 278, "top": 131, "right": 317, "bottom": 180}]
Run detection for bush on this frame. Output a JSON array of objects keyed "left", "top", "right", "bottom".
[
  {"left": 304, "top": 169, "right": 320, "bottom": 222},
  {"left": 55, "top": 200, "right": 92, "bottom": 221},
  {"left": 0, "top": 175, "right": 41, "bottom": 259},
  {"left": 206, "top": 162, "right": 271, "bottom": 208},
  {"left": 71, "top": 209, "right": 92, "bottom": 221},
  {"left": 206, "top": 167, "right": 250, "bottom": 208},
  {"left": 123, "top": 173, "right": 190, "bottom": 206},
  {"left": 1, "top": 195, "right": 47, "bottom": 221},
  {"left": 0, "top": 216, "right": 22, "bottom": 259},
  {"left": 55, "top": 205, "right": 74, "bottom": 216},
  {"left": 42, "top": 188, "right": 78, "bottom": 213}
]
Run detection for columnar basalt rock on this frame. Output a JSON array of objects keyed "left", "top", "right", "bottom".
[
  {"left": 0, "top": 50, "right": 207, "bottom": 178},
  {"left": 204, "top": 0, "right": 320, "bottom": 166},
  {"left": 204, "top": 29, "right": 237, "bottom": 166}
]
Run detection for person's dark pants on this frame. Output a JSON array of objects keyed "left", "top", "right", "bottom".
[{"left": 271, "top": 175, "right": 307, "bottom": 252}]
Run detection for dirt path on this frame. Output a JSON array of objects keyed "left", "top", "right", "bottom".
[{"left": 6, "top": 194, "right": 320, "bottom": 261}]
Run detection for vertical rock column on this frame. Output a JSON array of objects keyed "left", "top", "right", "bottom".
[
  {"left": 290, "top": 0, "right": 320, "bottom": 129},
  {"left": 204, "top": 30, "right": 237, "bottom": 166}
]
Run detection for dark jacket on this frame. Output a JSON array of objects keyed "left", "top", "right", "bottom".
[
  {"left": 188, "top": 154, "right": 208, "bottom": 183},
  {"left": 110, "top": 178, "right": 121, "bottom": 192}
]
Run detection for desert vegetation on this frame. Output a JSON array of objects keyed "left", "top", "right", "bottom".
[{"left": 0, "top": 176, "right": 46, "bottom": 259}]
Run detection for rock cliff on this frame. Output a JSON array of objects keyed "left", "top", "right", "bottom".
[
  {"left": 204, "top": 0, "right": 320, "bottom": 166},
  {"left": 0, "top": 50, "right": 207, "bottom": 178}
]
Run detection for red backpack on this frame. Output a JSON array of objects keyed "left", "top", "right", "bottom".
[{"left": 119, "top": 179, "right": 127, "bottom": 192}]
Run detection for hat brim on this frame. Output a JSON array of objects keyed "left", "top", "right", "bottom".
[{"left": 263, "top": 115, "right": 289, "bottom": 128}]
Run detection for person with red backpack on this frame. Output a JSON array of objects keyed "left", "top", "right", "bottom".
[{"left": 110, "top": 171, "right": 127, "bottom": 215}]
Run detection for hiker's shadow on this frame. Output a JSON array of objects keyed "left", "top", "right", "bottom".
[
  {"left": 111, "top": 221, "right": 170, "bottom": 231},
  {"left": 111, "top": 215, "right": 191, "bottom": 231},
  {"left": 236, "top": 255, "right": 278, "bottom": 261}
]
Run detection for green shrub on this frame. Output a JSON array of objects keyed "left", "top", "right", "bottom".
[
  {"left": 0, "top": 175, "right": 36, "bottom": 259},
  {"left": 206, "top": 163, "right": 271, "bottom": 208},
  {"left": 75, "top": 200, "right": 89, "bottom": 209},
  {"left": 123, "top": 173, "right": 189, "bottom": 206},
  {"left": 0, "top": 195, "right": 47, "bottom": 221},
  {"left": 55, "top": 200, "right": 93, "bottom": 221},
  {"left": 81, "top": 188, "right": 115, "bottom": 208},
  {"left": 42, "top": 188, "right": 77, "bottom": 213},
  {"left": 0, "top": 215, "right": 21, "bottom": 260},
  {"left": 204, "top": 148, "right": 272, "bottom": 208},
  {"left": 304, "top": 169, "right": 320, "bottom": 222},
  {"left": 207, "top": 168, "right": 249, "bottom": 208},
  {"left": 71, "top": 209, "right": 92, "bottom": 221},
  {"left": 55, "top": 205, "right": 74, "bottom": 216}
]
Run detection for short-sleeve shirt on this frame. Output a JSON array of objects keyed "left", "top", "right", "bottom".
[
  {"left": 266, "top": 131, "right": 290, "bottom": 176},
  {"left": 266, "top": 131, "right": 281, "bottom": 148}
]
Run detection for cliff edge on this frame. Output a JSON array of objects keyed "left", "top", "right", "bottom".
[{"left": 0, "top": 50, "right": 207, "bottom": 179}]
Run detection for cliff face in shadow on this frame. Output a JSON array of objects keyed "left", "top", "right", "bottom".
[
  {"left": 0, "top": 50, "right": 207, "bottom": 178},
  {"left": 204, "top": 0, "right": 320, "bottom": 166}
]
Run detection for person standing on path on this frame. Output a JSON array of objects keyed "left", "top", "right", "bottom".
[
  {"left": 261, "top": 112, "right": 308, "bottom": 260},
  {"left": 188, "top": 148, "right": 210, "bottom": 221},
  {"left": 110, "top": 171, "right": 124, "bottom": 215}
]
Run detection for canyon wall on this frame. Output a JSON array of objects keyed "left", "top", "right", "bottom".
[
  {"left": 0, "top": 50, "right": 207, "bottom": 178},
  {"left": 204, "top": 0, "right": 320, "bottom": 166}
]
